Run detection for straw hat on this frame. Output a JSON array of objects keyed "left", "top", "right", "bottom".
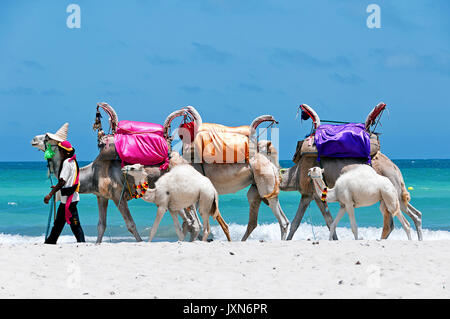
[{"left": 46, "top": 123, "right": 68, "bottom": 142}]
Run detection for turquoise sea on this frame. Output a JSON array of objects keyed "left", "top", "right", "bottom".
[{"left": 1, "top": 160, "right": 449, "bottom": 243}]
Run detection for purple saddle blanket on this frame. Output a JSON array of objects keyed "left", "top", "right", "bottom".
[
  {"left": 314, "top": 123, "right": 371, "bottom": 163},
  {"left": 114, "top": 120, "right": 169, "bottom": 169}
]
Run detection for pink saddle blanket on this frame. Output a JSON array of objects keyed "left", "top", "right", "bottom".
[{"left": 114, "top": 120, "right": 169, "bottom": 169}]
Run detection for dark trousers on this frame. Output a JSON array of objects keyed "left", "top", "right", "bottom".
[{"left": 45, "top": 201, "right": 85, "bottom": 244}]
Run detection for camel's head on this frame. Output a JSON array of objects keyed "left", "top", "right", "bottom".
[
  {"left": 31, "top": 122, "right": 69, "bottom": 154},
  {"left": 308, "top": 167, "right": 324, "bottom": 179},
  {"left": 122, "top": 164, "right": 156, "bottom": 202},
  {"left": 31, "top": 132, "right": 65, "bottom": 175},
  {"left": 31, "top": 134, "right": 46, "bottom": 151},
  {"left": 31, "top": 123, "right": 69, "bottom": 177},
  {"left": 122, "top": 164, "right": 146, "bottom": 180}
]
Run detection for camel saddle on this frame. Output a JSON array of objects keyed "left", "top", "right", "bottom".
[
  {"left": 114, "top": 120, "right": 169, "bottom": 169},
  {"left": 292, "top": 123, "right": 380, "bottom": 164},
  {"left": 181, "top": 123, "right": 250, "bottom": 164}
]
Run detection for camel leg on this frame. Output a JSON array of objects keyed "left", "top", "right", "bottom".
[
  {"left": 381, "top": 213, "right": 395, "bottom": 239},
  {"left": 200, "top": 210, "right": 211, "bottom": 241},
  {"left": 401, "top": 202, "right": 423, "bottom": 241},
  {"left": 181, "top": 206, "right": 201, "bottom": 242},
  {"left": 96, "top": 196, "right": 108, "bottom": 244},
  {"left": 149, "top": 206, "right": 166, "bottom": 242},
  {"left": 242, "top": 185, "right": 262, "bottom": 241},
  {"left": 251, "top": 158, "right": 289, "bottom": 240},
  {"left": 396, "top": 212, "right": 412, "bottom": 240},
  {"left": 169, "top": 210, "right": 185, "bottom": 241},
  {"left": 266, "top": 197, "right": 290, "bottom": 240},
  {"left": 189, "top": 205, "right": 202, "bottom": 241},
  {"left": 112, "top": 197, "right": 142, "bottom": 242},
  {"left": 179, "top": 210, "right": 190, "bottom": 237},
  {"left": 314, "top": 197, "right": 339, "bottom": 240},
  {"left": 379, "top": 201, "right": 392, "bottom": 240},
  {"left": 346, "top": 205, "right": 359, "bottom": 240},
  {"left": 216, "top": 214, "right": 231, "bottom": 241},
  {"left": 329, "top": 206, "right": 346, "bottom": 241},
  {"left": 286, "top": 194, "right": 313, "bottom": 240}
]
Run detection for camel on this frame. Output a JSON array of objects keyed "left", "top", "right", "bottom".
[
  {"left": 163, "top": 106, "right": 290, "bottom": 241},
  {"left": 308, "top": 166, "right": 412, "bottom": 240},
  {"left": 31, "top": 112, "right": 201, "bottom": 243},
  {"left": 122, "top": 160, "right": 232, "bottom": 242},
  {"left": 280, "top": 103, "right": 423, "bottom": 240}
]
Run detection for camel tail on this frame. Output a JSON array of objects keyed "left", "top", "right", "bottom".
[
  {"left": 210, "top": 193, "right": 231, "bottom": 241},
  {"left": 401, "top": 188, "right": 411, "bottom": 208}
]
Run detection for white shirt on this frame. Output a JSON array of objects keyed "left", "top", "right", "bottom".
[{"left": 58, "top": 158, "right": 80, "bottom": 204}]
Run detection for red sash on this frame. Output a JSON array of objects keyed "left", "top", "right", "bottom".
[{"left": 64, "top": 155, "right": 79, "bottom": 224}]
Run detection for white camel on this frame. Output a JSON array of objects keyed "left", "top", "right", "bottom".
[
  {"left": 123, "top": 160, "right": 231, "bottom": 242},
  {"left": 308, "top": 165, "right": 412, "bottom": 240}
]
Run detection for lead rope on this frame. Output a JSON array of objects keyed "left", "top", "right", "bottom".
[
  {"left": 309, "top": 178, "right": 325, "bottom": 242},
  {"left": 308, "top": 207, "right": 316, "bottom": 241},
  {"left": 44, "top": 161, "right": 56, "bottom": 241}
]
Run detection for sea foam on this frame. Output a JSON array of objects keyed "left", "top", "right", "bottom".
[
  {"left": 211, "top": 223, "right": 450, "bottom": 242},
  {"left": 1, "top": 224, "right": 449, "bottom": 244}
]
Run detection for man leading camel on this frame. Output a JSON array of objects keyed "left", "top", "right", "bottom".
[{"left": 44, "top": 141, "right": 85, "bottom": 244}]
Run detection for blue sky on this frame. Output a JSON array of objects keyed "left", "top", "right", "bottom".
[{"left": 0, "top": 0, "right": 449, "bottom": 161}]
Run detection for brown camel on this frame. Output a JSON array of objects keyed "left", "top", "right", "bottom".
[{"left": 280, "top": 103, "right": 423, "bottom": 240}]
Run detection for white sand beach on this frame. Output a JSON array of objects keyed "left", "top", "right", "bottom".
[{"left": 0, "top": 240, "right": 449, "bottom": 299}]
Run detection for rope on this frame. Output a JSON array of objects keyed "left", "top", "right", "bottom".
[
  {"left": 44, "top": 196, "right": 54, "bottom": 241},
  {"left": 44, "top": 161, "right": 56, "bottom": 241},
  {"left": 308, "top": 206, "right": 316, "bottom": 241},
  {"left": 321, "top": 120, "right": 351, "bottom": 124}
]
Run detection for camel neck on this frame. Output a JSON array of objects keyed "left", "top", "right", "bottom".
[
  {"left": 311, "top": 176, "right": 330, "bottom": 202},
  {"left": 78, "top": 162, "right": 95, "bottom": 194}
]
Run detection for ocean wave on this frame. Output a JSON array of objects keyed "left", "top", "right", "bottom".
[
  {"left": 0, "top": 234, "right": 98, "bottom": 244},
  {"left": 210, "top": 223, "right": 450, "bottom": 241},
  {"left": 1, "top": 224, "right": 449, "bottom": 244}
]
